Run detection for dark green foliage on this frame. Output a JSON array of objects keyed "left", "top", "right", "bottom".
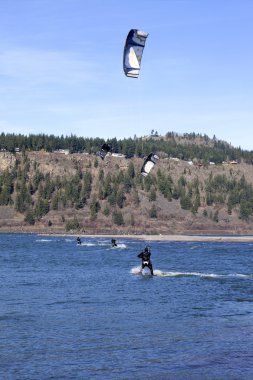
[
  {"left": 127, "top": 162, "right": 135, "bottom": 178},
  {"left": 191, "top": 192, "right": 201, "bottom": 214},
  {"left": 143, "top": 175, "right": 154, "bottom": 192},
  {"left": 108, "top": 190, "right": 117, "bottom": 206},
  {"left": 34, "top": 198, "right": 50, "bottom": 219},
  {"left": 0, "top": 169, "right": 15, "bottom": 205},
  {"left": 112, "top": 210, "right": 124, "bottom": 225},
  {"left": 180, "top": 193, "right": 192, "bottom": 210},
  {"left": 123, "top": 173, "right": 133, "bottom": 193},
  {"left": 82, "top": 171, "right": 92, "bottom": 199},
  {"left": 15, "top": 179, "right": 31, "bottom": 213},
  {"left": 65, "top": 218, "right": 80, "bottom": 231},
  {"left": 33, "top": 170, "right": 44, "bottom": 192},
  {"left": 149, "top": 187, "right": 157, "bottom": 202},
  {"left": 240, "top": 200, "right": 253, "bottom": 220},
  {"left": 132, "top": 190, "right": 140, "bottom": 206},
  {"left": 90, "top": 196, "right": 101, "bottom": 221},
  {"left": 24, "top": 210, "right": 35, "bottom": 225},
  {"left": 116, "top": 188, "right": 126, "bottom": 208},
  {"left": 157, "top": 170, "right": 173, "bottom": 200},
  {"left": 6, "top": 131, "right": 233, "bottom": 159},
  {"left": 149, "top": 204, "right": 157, "bottom": 218},
  {"left": 206, "top": 173, "right": 253, "bottom": 219},
  {"left": 103, "top": 204, "right": 110, "bottom": 216}
]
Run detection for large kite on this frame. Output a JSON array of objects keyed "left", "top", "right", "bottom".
[
  {"left": 96, "top": 143, "right": 112, "bottom": 160},
  {"left": 141, "top": 153, "right": 159, "bottom": 176},
  {"left": 123, "top": 29, "right": 149, "bottom": 78}
]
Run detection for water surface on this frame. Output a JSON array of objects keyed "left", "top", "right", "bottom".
[{"left": 1, "top": 234, "right": 253, "bottom": 379}]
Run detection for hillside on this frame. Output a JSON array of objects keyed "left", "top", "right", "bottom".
[{"left": 1, "top": 148, "right": 253, "bottom": 235}]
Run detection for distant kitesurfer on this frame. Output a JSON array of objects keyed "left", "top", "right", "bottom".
[
  {"left": 76, "top": 237, "right": 82, "bottom": 245},
  {"left": 111, "top": 239, "right": 117, "bottom": 247},
  {"left": 138, "top": 246, "right": 154, "bottom": 275}
]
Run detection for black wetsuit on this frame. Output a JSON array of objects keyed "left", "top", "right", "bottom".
[
  {"left": 111, "top": 239, "right": 117, "bottom": 247},
  {"left": 77, "top": 237, "right": 81, "bottom": 245},
  {"left": 138, "top": 248, "right": 154, "bottom": 275}
]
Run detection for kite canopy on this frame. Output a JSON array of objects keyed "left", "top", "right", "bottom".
[
  {"left": 141, "top": 153, "right": 159, "bottom": 176},
  {"left": 123, "top": 29, "right": 149, "bottom": 78},
  {"left": 96, "top": 143, "right": 112, "bottom": 160}
]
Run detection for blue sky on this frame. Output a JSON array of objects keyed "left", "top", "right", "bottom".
[{"left": 1, "top": 0, "right": 253, "bottom": 150}]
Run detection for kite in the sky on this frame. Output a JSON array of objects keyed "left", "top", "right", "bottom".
[
  {"left": 141, "top": 153, "right": 159, "bottom": 176},
  {"left": 123, "top": 29, "right": 149, "bottom": 78},
  {"left": 96, "top": 143, "right": 112, "bottom": 160}
]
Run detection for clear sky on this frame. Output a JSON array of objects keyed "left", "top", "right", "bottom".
[{"left": 1, "top": 0, "right": 253, "bottom": 150}]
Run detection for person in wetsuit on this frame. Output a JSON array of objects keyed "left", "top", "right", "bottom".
[
  {"left": 137, "top": 246, "right": 154, "bottom": 275},
  {"left": 111, "top": 239, "right": 117, "bottom": 247},
  {"left": 76, "top": 237, "right": 82, "bottom": 245}
]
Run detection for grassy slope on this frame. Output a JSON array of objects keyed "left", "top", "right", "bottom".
[{"left": 1, "top": 151, "right": 253, "bottom": 235}]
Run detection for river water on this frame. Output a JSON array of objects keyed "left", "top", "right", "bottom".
[{"left": 1, "top": 233, "right": 253, "bottom": 379}]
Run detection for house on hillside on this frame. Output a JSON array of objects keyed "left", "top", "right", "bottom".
[
  {"left": 53, "top": 149, "right": 70, "bottom": 155},
  {"left": 111, "top": 153, "right": 126, "bottom": 158}
]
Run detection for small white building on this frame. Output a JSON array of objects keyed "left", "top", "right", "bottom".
[
  {"left": 111, "top": 153, "right": 126, "bottom": 158},
  {"left": 53, "top": 149, "right": 70, "bottom": 155}
]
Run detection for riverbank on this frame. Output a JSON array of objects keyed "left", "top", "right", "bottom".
[{"left": 2, "top": 228, "right": 253, "bottom": 242}]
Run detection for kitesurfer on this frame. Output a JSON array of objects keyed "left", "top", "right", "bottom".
[
  {"left": 76, "top": 237, "right": 82, "bottom": 245},
  {"left": 137, "top": 246, "right": 154, "bottom": 275},
  {"left": 111, "top": 239, "right": 117, "bottom": 247}
]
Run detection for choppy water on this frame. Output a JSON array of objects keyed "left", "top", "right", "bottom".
[{"left": 1, "top": 233, "right": 253, "bottom": 379}]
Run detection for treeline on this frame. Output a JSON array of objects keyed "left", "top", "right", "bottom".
[
  {"left": 1, "top": 131, "right": 253, "bottom": 164},
  {"left": 1, "top": 153, "right": 253, "bottom": 230}
]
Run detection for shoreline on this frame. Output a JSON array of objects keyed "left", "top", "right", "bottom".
[
  {"left": 44, "top": 233, "right": 253, "bottom": 243},
  {"left": 1, "top": 230, "right": 253, "bottom": 242}
]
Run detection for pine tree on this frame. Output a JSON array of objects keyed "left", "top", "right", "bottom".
[
  {"left": 149, "top": 187, "right": 157, "bottom": 202},
  {"left": 24, "top": 211, "right": 35, "bottom": 225},
  {"left": 149, "top": 204, "right": 157, "bottom": 218},
  {"left": 112, "top": 210, "right": 124, "bottom": 225}
]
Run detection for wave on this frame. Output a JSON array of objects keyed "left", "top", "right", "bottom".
[
  {"left": 112, "top": 243, "right": 127, "bottom": 249},
  {"left": 35, "top": 239, "right": 52, "bottom": 243},
  {"left": 130, "top": 267, "right": 253, "bottom": 279},
  {"left": 78, "top": 242, "right": 97, "bottom": 247}
]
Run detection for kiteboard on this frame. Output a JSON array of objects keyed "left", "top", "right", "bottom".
[{"left": 131, "top": 267, "right": 181, "bottom": 277}]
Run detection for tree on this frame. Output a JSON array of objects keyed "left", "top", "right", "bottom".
[
  {"left": 103, "top": 204, "right": 110, "bottom": 216},
  {"left": 112, "top": 210, "right": 124, "bottom": 225},
  {"left": 149, "top": 204, "right": 157, "bottom": 218},
  {"left": 149, "top": 188, "right": 157, "bottom": 202},
  {"left": 116, "top": 188, "right": 126, "bottom": 208},
  {"left": 127, "top": 162, "right": 135, "bottom": 178},
  {"left": 180, "top": 193, "right": 192, "bottom": 210},
  {"left": 66, "top": 218, "right": 80, "bottom": 231},
  {"left": 108, "top": 191, "right": 117, "bottom": 206},
  {"left": 240, "top": 200, "right": 252, "bottom": 220},
  {"left": 90, "top": 196, "right": 101, "bottom": 220},
  {"left": 34, "top": 198, "right": 50, "bottom": 219},
  {"left": 24, "top": 211, "right": 35, "bottom": 225}
]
